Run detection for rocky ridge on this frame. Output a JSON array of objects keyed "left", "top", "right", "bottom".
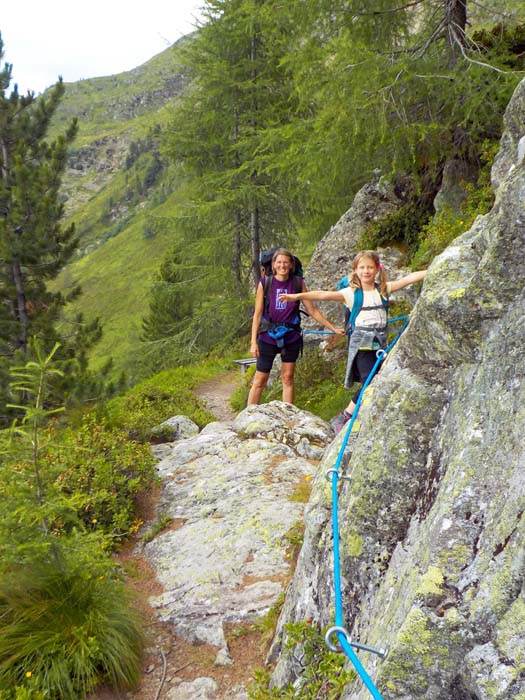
[
  {"left": 136, "top": 402, "right": 335, "bottom": 699},
  {"left": 268, "top": 77, "right": 525, "bottom": 700}
]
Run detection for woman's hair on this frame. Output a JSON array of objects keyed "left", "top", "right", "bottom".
[
  {"left": 271, "top": 248, "right": 296, "bottom": 275},
  {"left": 349, "top": 250, "right": 388, "bottom": 296}
]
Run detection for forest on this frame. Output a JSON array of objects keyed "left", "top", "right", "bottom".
[{"left": 0, "top": 0, "right": 524, "bottom": 697}]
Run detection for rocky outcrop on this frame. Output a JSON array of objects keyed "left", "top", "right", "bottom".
[
  {"left": 268, "top": 78, "right": 525, "bottom": 699},
  {"left": 139, "top": 402, "right": 333, "bottom": 682}
]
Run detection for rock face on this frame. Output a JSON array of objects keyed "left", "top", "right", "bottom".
[
  {"left": 269, "top": 78, "right": 525, "bottom": 699},
  {"left": 140, "top": 402, "right": 333, "bottom": 671}
]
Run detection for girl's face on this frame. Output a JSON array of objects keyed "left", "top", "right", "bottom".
[
  {"left": 273, "top": 255, "right": 293, "bottom": 277},
  {"left": 355, "top": 256, "right": 378, "bottom": 285}
]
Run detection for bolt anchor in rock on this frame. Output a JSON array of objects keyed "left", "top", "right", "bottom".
[{"left": 325, "top": 626, "right": 388, "bottom": 660}]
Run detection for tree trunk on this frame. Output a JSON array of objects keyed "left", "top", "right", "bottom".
[
  {"left": 445, "top": 0, "right": 467, "bottom": 64},
  {"left": 233, "top": 210, "right": 243, "bottom": 295},
  {"left": 11, "top": 260, "right": 29, "bottom": 352},
  {"left": 250, "top": 206, "right": 261, "bottom": 288}
]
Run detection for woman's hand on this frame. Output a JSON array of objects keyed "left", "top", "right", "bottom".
[{"left": 250, "top": 341, "right": 259, "bottom": 357}]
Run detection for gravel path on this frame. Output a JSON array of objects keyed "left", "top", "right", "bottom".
[{"left": 194, "top": 371, "right": 240, "bottom": 422}]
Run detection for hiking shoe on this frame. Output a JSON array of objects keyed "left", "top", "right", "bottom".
[{"left": 330, "top": 411, "right": 352, "bottom": 434}]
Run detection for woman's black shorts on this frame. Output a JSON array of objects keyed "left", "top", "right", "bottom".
[{"left": 256, "top": 337, "right": 302, "bottom": 373}]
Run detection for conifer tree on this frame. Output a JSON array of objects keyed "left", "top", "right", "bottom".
[
  {"left": 165, "top": 0, "right": 298, "bottom": 294},
  {"left": 271, "top": 0, "right": 523, "bottom": 232},
  {"left": 141, "top": 247, "right": 193, "bottom": 342},
  {"left": 0, "top": 36, "right": 101, "bottom": 421}
]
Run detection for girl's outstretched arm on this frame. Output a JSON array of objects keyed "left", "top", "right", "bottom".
[
  {"left": 389, "top": 269, "right": 427, "bottom": 293},
  {"left": 279, "top": 289, "right": 345, "bottom": 303}
]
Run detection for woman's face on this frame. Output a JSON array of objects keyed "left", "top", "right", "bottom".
[{"left": 273, "top": 255, "right": 293, "bottom": 277}]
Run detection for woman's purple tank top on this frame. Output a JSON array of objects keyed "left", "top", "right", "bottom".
[{"left": 259, "top": 275, "right": 302, "bottom": 346}]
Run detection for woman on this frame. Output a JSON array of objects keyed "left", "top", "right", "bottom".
[{"left": 248, "top": 248, "right": 344, "bottom": 405}]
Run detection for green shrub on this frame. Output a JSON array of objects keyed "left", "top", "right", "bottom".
[
  {"left": 411, "top": 141, "right": 496, "bottom": 268},
  {"left": 0, "top": 687, "right": 47, "bottom": 700},
  {"left": 45, "top": 415, "right": 157, "bottom": 539},
  {"left": 0, "top": 546, "right": 144, "bottom": 699},
  {"left": 248, "top": 622, "right": 356, "bottom": 699},
  {"left": 276, "top": 345, "right": 349, "bottom": 421}
]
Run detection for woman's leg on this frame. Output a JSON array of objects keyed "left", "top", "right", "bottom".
[
  {"left": 247, "top": 371, "right": 270, "bottom": 405},
  {"left": 280, "top": 362, "right": 296, "bottom": 404}
]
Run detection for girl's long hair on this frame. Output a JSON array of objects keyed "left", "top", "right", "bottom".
[{"left": 349, "top": 250, "right": 388, "bottom": 296}]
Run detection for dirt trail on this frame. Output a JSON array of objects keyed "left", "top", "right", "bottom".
[
  {"left": 194, "top": 370, "right": 242, "bottom": 422},
  {"left": 94, "top": 369, "right": 257, "bottom": 700}
]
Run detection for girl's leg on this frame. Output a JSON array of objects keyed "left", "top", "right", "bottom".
[
  {"left": 280, "top": 362, "right": 296, "bottom": 404},
  {"left": 347, "top": 350, "right": 380, "bottom": 413},
  {"left": 247, "top": 370, "right": 270, "bottom": 405},
  {"left": 345, "top": 399, "right": 357, "bottom": 415}
]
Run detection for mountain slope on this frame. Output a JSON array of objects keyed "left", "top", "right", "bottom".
[{"left": 52, "top": 38, "right": 191, "bottom": 377}]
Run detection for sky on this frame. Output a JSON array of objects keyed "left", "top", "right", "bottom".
[{"left": 1, "top": 0, "right": 204, "bottom": 95}]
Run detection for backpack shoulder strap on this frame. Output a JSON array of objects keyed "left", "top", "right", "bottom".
[
  {"left": 292, "top": 275, "right": 303, "bottom": 294},
  {"left": 262, "top": 274, "right": 272, "bottom": 316},
  {"left": 349, "top": 287, "right": 363, "bottom": 332}
]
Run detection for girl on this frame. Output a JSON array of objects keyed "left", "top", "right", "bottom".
[
  {"left": 248, "top": 248, "right": 344, "bottom": 405},
  {"left": 278, "top": 250, "right": 426, "bottom": 431}
]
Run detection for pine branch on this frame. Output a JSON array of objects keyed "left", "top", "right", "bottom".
[{"left": 350, "top": 0, "right": 426, "bottom": 16}]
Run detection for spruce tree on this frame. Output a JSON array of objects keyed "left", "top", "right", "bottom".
[
  {"left": 141, "top": 247, "right": 194, "bottom": 342},
  {"left": 0, "top": 36, "right": 100, "bottom": 421}
]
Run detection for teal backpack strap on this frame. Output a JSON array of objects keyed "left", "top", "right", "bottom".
[{"left": 348, "top": 287, "right": 363, "bottom": 334}]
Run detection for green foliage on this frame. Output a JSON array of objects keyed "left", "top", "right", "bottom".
[
  {"left": 254, "top": 592, "right": 286, "bottom": 648},
  {"left": 0, "top": 344, "right": 156, "bottom": 563},
  {"left": 266, "top": 345, "right": 350, "bottom": 421},
  {"left": 0, "top": 41, "right": 105, "bottom": 423},
  {"left": 0, "top": 341, "right": 75, "bottom": 565},
  {"left": 411, "top": 143, "right": 497, "bottom": 268},
  {"left": 0, "top": 686, "right": 47, "bottom": 700},
  {"left": 141, "top": 513, "right": 173, "bottom": 545},
  {"left": 0, "top": 550, "right": 144, "bottom": 699},
  {"left": 141, "top": 246, "right": 194, "bottom": 348},
  {"left": 248, "top": 622, "right": 356, "bottom": 699},
  {"left": 44, "top": 415, "right": 156, "bottom": 539},
  {"left": 359, "top": 196, "right": 433, "bottom": 257},
  {"left": 230, "top": 362, "right": 257, "bottom": 413},
  {"left": 0, "top": 341, "right": 145, "bottom": 699}
]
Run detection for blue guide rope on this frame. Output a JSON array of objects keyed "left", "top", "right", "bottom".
[{"left": 325, "top": 316, "right": 409, "bottom": 699}]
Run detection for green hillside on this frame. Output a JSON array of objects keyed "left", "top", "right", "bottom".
[{"left": 52, "top": 40, "right": 192, "bottom": 377}]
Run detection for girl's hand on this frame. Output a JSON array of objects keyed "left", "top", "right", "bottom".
[
  {"left": 250, "top": 341, "right": 259, "bottom": 357},
  {"left": 279, "top": 292, "right": 297, "bottom": 302},
  {"left": 333, "top": 327, "right": 345, "bottom": 335}
]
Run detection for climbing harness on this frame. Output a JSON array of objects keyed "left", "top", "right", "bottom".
[{"left": 323, "top": 316, "right": 409, "bottom": 700}]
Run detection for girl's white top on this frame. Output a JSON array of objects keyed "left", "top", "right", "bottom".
[{"left": 340, "top": 284, "right": 391, "bottom": 328}]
